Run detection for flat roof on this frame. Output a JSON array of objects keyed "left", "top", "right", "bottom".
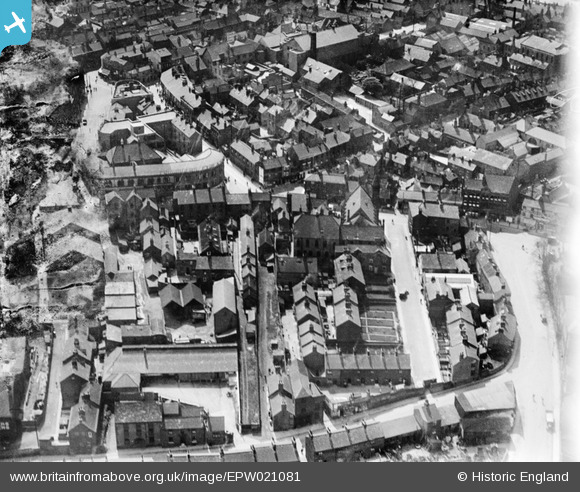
[{"left": 105, "top": 281, "right": 136, "bottom": 296}]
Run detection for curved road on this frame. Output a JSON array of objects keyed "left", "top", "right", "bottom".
[{"left": 490, "top": 232, "right": 561, "bottom": 462}]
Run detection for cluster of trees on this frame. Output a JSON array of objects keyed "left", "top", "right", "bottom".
[
  {"left": 362, "top": 76, "right": 384, "bottom": 96},
  {"left": 4, "top": 236, "right": 37, "bottom": 279}
]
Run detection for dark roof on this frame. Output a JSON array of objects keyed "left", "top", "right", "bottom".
[
  {"left": 334, "top": 253, "right": 365, "bottom": 288},
  {"left": 293, "top": 214, "right": 340, "bottom": 240},
  {"left": 61, "top": 360, "right": 91, "bottom": 383},
  {"left": 105, "top": 142, "right": 161, "bottom": 166},
  {"left": 115, "top": 400, "right": 163, "bottom": 424},
  {"left": 310, "top": 420, "right": 385, "bottom": 453},
  {"left": 209, "top": 415, "right": 225, "bottom": 432},
  {"left": 418, "top": 93, "right": 448, "bottom": 108},
  {"left": 80, "top": 381, "right": 102, "bottom": 408},
  {"left": 420, "top": 252, "right": 455, "bottom": 272},
  {"left": 461, "top": 411, "right": 515, "bottom": 435},
  {"left": 68, "top": 402, "right": 99, "bottom": 433},
  {"left": 326, "top": 352, "right": 410, "bottom": 372},
  {"left": 0, "top": 389, "right": 11, "bottom": 418},
  {"left": 276, "top": 256, "right": 318, "bottom": 276},
  {"left": 273, "top": 442, "right": 299, "bottom": 462},
  {"left": 375, "top": 57, "right": 415, "bottom": 76},
  {"left": 340, "top": 225, "right": 385, "bottom": 244},
  {"left": 159, "top": 283, "right": 204, "bottom": 309}
]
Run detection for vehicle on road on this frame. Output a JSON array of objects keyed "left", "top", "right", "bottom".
[
  {"left": 546, "top": 410, "right": 555, "bottom": 432},
  {"left": 82, "top": 119, "right": 87, "bottom": 126}
]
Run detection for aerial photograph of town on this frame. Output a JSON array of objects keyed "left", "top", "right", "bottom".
[{"left": 0, "top": 0, "right": 577, "bottom": 464}]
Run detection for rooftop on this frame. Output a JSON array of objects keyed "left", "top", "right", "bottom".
[
  {"left": 456, "top": 381, "right": 516, "bottom": 414},
  {"left": 103, "top": 345, "right": 238, "bottom": 381}
]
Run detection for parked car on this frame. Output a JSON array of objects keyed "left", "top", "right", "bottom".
[{"left": 546, "top": 411, "right": 555, "bottom": 432}]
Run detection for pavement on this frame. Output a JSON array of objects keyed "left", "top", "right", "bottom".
[{"left": 380, "top": 211, "right": 441, "bottom": 385}]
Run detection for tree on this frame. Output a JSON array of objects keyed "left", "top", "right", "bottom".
[
  {"left": 4, "top": 236, "right": 37, "bottom": 280},
  {"left": 362, "top": 76, "right": 383, "bottom": 96}
]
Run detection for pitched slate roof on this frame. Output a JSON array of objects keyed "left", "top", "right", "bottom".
[
  {"left": 159, "top": 283, "right": 203, "bottom": 309},
  {"left": 105, "top": 142, "right": 162, "bottom": 166},
  {"left": 344, "top": 186, "right": 377, "bottom": 226},
  {"left": 293, "top": 214, "right": 340, "bottom": 240},
  {"left": 484, "top": 174, "right": 515, "bottom": 195},
  {"left": 104, "top": 345, "right": 238, "bottom": 381},
  {"left": 68, "top": 402, "right": 99, "bottom": 433},
  {"left": 212, "top": 277, "right": 236, "bottom": 314}
]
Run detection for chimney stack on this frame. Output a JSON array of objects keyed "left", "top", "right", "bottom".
[{"left": 310, "top": 31, "right": 317, "bottom": 60}]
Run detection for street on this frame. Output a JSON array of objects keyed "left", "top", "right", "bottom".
[
  {"left": 73, "top": 71, "right": 111, "bottom": 173},
  {"left": 257, "top": 265, "right": 277, "bottom": 439},
  {"left": 224, "top": 158, "right": 263, "bottom": 194},
  {"left": 333, "top": 95, "right": 384, "bottom": 133},
  {"left": 490, "top": 232, "right": 561, "bottom": 462},
  {"left": 380, "top": 211, "right": 442, "bottom": 385}
]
